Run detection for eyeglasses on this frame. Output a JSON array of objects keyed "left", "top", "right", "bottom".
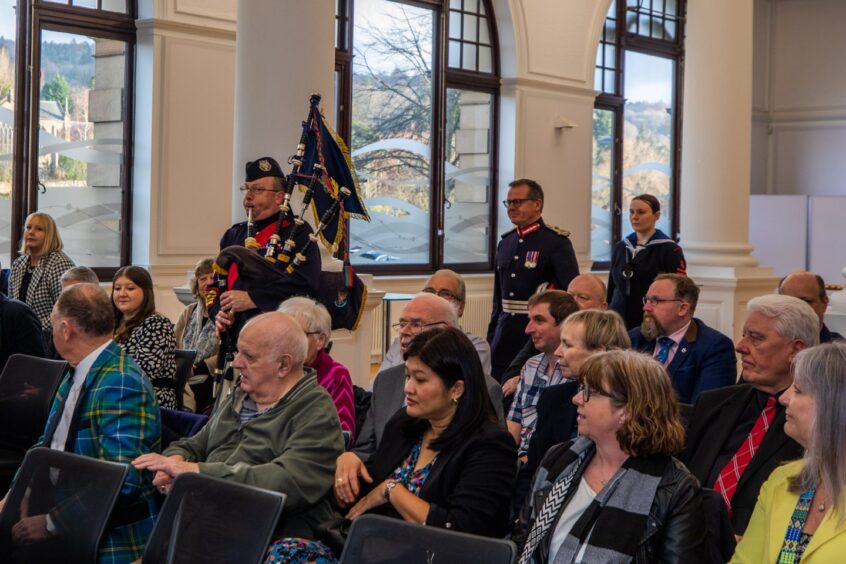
[
  {"left": 392, "top": 320, "right": 447, "bottom": 333},
  {"left": 642, "top": 296, "right": 684, "bottom": 306},
  {"left": 239, "top": 184, "right": 281, "bottom": 196},
  {"left": 502, "top": 198, "right": 539, "bottom": 208},
  {"left": 422, "top": 287, "right": 461, "bottom": 303},
  {"left": 577, "top": 383, "right": 612, "bottom": 402}
]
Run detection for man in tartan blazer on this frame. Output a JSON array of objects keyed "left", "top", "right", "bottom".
[{"left": 4, "top": 284, "right": 161, "bottom": 563}]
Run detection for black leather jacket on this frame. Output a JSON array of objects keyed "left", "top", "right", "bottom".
[{"left": 513, "top": 442, "right": 712, "bottom": 564}]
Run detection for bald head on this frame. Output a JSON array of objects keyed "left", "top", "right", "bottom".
[
  {"left": 240, "top": 311, "right": 308, "bottom": 368},
  {"left": 567, "top": 274, "right": 608, "bottom": 311},
  {"left": 778, "top": 271, "right": 828, "bottom": 326},
  {"left": 398, "top": 293, "right": 460, "bottom": 354}
]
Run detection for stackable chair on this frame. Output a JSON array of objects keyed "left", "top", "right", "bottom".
[{"left": 173, "top": 349, "right": 197, "bottom": 411}]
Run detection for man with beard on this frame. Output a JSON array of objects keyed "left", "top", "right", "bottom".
[{"left": 629, "top": 274, "right": 736, "bottom": 403}]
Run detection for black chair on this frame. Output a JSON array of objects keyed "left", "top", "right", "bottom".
[
  {"left": 143, "top": 473, "right": 285, "bottom": 564},
  {"left": 678, "top": 402, "right": 694, "bottom": 431},
  {"left": 0, "top": 354, "right": 68, "bottom": 489},
  {"left": 0, "top": 447, "right": 128, "bottom": 563},
  {"left": 340, "top": 514, "right": 518, "bottom": 564},
  {"left": 173, "top": 349, "right": 196, "bottom": 411}
]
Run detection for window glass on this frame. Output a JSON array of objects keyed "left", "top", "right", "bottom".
[
  {"left": 35, "top": 29, "right": 128, "bottom": 266},
  {"left": 591, "top": 108, "right": 614, "bottom": 262},
  {"left": 0, "top": 0, "right": 17, "bottom": 264},
  {"left": 350, "top": 0, "right": 434, "bottom": 266},
  {"left": 444, "top": 88, "right": 491, "bottom": 265},
  {"left": 621, "top": 51, "right": 674, "bottom": 239}
]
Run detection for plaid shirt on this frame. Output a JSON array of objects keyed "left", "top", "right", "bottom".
[{"left": 507, "top": 353, "right": 563, "bottom": 455}]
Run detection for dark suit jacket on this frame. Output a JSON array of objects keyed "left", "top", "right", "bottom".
[
  {"left": 363, "top": 410, "right": 517, "bottom": 537},
  {"left": 682, "top": 384, "right": 804, "bottom": 534},
  {"left": 515, "top": 380, "right": 579, "bottom": 506},
  {"left": 0, "top": 292, "right": 45, "bottom": 370},
  {"left": 629, "top": 318, "right": 737, "bottom": 403},
  {"left": 352, "top": 364, "right": 504, "bottom": 464}
]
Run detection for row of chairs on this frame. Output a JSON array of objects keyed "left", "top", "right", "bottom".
[{"left": 0, "top": 448, "right": 517, "bottom": 563}]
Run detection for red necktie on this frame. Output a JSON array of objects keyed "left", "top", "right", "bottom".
[{"left": 713, "top": 396, "right": 778, "bottom": 515}]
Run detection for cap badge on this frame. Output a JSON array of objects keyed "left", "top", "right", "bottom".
[{"left": 259, "top": 159, "right": 272, "bottom": 172}]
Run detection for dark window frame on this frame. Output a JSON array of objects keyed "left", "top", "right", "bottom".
[
  {"left": 592, "top": 0, "right": 685, "bottom": 270},
  {"left": 10, "top": 0, "right": 136, "bottom": 281},
  {"left": 335, "top": 0, "right": 500, "bottom": 275}
]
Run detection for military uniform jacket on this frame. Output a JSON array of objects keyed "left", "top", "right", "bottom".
[
  {"left": 219, "top": 211, "right": 321, "bottom": 313},
  {"left": 486, "top": 219, "right": 578, "bottom": 381}
]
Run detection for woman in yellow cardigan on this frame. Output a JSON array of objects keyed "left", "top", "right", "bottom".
[{"left": 732, "top": 341, "right": 846, "bottom": 563}]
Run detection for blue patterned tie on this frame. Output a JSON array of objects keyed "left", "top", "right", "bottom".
[{"left": 655, "top": 337, "right": 674, "bottom": 365}]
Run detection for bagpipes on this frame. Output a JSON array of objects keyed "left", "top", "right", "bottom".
[{"left": 205, "top": 93, "right": 370, "bottom": 404}]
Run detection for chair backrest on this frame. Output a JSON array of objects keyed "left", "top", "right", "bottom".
[
  {"left": 173, "top": 349, "right": 196, "bottom": 410},
  {"left": 160, "top": 408, "right": 209, "bottom": 450},
  {"left": 340, "top": 514, "right": 517, "bottom": 564},
  {"left": 143, "top": 472, "right": 286, "bottom": 564},
  {"left": 0, "top": 354, "right": 68, "bottom": 452},
  {"left": 0, "top": 447, "right": 128, "bottom": 563}
]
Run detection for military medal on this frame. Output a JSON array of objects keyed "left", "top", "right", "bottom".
[{"left": 525, "top": 251, "right": 539, "bottom": 269}]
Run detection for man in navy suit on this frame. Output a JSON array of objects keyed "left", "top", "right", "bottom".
[{"left": 629, "top": 273, "right": 736, "bottom": 403}]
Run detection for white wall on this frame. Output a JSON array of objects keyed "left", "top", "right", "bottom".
[{"left": 752, "top": 0, "right": 846, "bottom": 197}]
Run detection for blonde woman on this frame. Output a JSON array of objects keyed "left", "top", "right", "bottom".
[{"left": 9, "top": 212, "right": 75, "bottom": 333}]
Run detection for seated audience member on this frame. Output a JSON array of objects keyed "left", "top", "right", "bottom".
[
  {"left": 278, "top": 296, "right": 355, "bottom": 444},
  {"left": 513, "top": 350, "right": 709, "bottom": 563},
  {"left": 174, "top": 258, "right": 219, "bottom": 413},
  {"left": 733, "top": 342, "right": 846, "bottom": 562},
  {"left": 379, "top": 269, "right": 491, "bottom": 377},
  {"left": 59, "top": 266, "right": 99, "bottom": 290},
  {"left": 778, "top": 270, "right": 844, "bottom": 343},
  {"left": 133, "top": 312, "right": 343, "bottom": 547},
  {"left": 0, "top": 284, "right": 160, "bottom": 563},
  {"left": 9, "top": 212, "right": 75, "bottom": 338},
  {"left": 344, "top": 327, "right": 516, "bottom": 539},
  {"left": 517, "top": 309, "right": 631, "bottom": 502},
  {"left": 630, "top": 273, "right": 737, "bottom": 403},
  {"left": 501, "top": 274, "right": 607, "bottom": 398},
  {"left": 334, "top": 293, "right": 503, "bottom": 506},
  {"left": 684, "top": 294, "right": 818, "bottom": 535},
  {"left": 112, "top": 266, "right": 177, "bottom": 408},
  {"left": 0, "top": 290, "right": 45, "bottom": 370},
  {"left": 507, "top": 290, "right": 579, "bottom": 457}
]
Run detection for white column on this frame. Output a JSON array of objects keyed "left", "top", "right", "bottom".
[
  {"left": 679, "top": 0, "right": 777, "bottom": 340},
  {"left": 231, "top": 0, "right": 335, "bottom": 220}
]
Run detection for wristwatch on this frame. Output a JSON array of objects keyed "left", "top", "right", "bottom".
[{"left": 383, "top": 480, "right": 398, "bottom": 501}]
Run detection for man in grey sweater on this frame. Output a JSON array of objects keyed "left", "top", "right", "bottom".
[{"left": 134, "top": 312, "right": 344, "bottom": 539}]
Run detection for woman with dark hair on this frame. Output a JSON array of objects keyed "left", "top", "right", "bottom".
[
  {"left": 9, "top": 212, "right": 75, "bottom": 336},
  {"left": 174, "top": 257, "right": 219, "bottom": 412},
  {"left": 112, "top": 265, "right": 177, "bottom": 408},
  {"left": 607, "top": 194, "right": 686, "bottom": 329},
  {"left": 345, "top": 326, "right": 516, "bottom": 536},
  {"left": 513, "top": 350, "right": 709, "bottom": 563},
  {"left": 733, "top": 342, "right": 846, "bottom": 562}
]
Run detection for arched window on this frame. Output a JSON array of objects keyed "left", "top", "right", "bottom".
[
  {"left": 336, "top": 0, "right": 499, "bottom": 273},
  {"left": 2, "top": 0, "right": 136, "bottom": 275},
  {"left": 591, "top": 0, "right": 685, "bottom": 265}
]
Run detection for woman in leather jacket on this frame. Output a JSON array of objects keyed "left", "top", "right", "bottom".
[{"left": 512, "top": 350, "right": 710, "bottom": 564}]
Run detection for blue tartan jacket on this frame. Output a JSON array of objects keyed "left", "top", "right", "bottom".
[{"left": 36, "top": 340, "right": 161, "bottom": 564}]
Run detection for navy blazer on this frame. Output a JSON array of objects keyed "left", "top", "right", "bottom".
[{"left": 629, "top": 318, "right": 737, "bottom": 403}]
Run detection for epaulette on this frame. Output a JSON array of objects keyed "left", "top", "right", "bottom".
[
  {"left": 501, "top": 227, "right": 516, "bottom": 238},
  {"left": 547, "top": 224, "right": 571, "bottom": 238}
]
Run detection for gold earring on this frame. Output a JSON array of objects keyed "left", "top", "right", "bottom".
[{"left": 452, "top": 397, "right": 459, "bottom": 405}]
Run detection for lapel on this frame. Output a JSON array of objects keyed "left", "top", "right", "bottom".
[
  {"left": 667, "top": 319, "right": 698, "bottom": 374},
  {"left": 692, "top": 386, "right": 755, "bottom": 483},
  {"left": 67, "top": 342, "right": 120, "bottom": 441},
  {"left": 26, "top": 256, "right": 46, "bottom": 302},
  {"left": 800, "top": 506, "right": 843, "bottom": 560},
  {"left": 387, "top": 365, "right": 406, "bottom": 411}
]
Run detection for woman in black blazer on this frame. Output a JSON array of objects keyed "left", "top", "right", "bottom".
[{"left": 346, "top": 326, "right": 516, "bottom": 537}]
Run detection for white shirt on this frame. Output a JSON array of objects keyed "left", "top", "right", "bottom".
[
  {"left": 49, "top": 340, "right": 111, "bottom": 451},
  {"left": 548, "top": 477, "right": 596, "bottom": 563}
]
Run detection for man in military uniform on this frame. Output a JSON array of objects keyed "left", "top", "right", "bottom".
[
  {"left": 215, "top": 157, "right": 321, "bottom": 334},
  {"left": 487, "top": 178, "right": 579, "bottom": 382}
]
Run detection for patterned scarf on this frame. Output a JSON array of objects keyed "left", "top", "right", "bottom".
[{"left": 182, "top": 300, "right": 219, "bottom": 364}]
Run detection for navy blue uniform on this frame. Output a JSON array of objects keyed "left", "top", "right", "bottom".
[
  {"left": 219, "top": 211, "right": 321, "bottom": 315},
  {"left": 486, "top": 219, "right": 579, "bottom": 382}
]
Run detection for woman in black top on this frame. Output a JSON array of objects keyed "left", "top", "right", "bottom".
[
  {"left": 607, "top": 194, "right": 686, "bottom": 329},
  {"left": 345, "top": 326, "right": 516, "bottom": 537}
]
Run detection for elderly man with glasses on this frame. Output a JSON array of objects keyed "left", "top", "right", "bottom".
[
  {"left": 487, "top": 178, "right": 579, "bottom": 383},
  {"left": 377, "top": 269, "right": 492, "bottom": 376},
  {"left": 333, "top": 292, "right": 504, "bottom": 507},
  {"left": 215, "top": 157, "right": 321, "bottom": 334},
  {"left": 628, "top": 273, "right": 736, "bottom": 403}
]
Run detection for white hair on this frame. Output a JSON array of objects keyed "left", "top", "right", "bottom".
[
  {"left": 747, "top": 294, "right": 820, "bottom": 347},
  {"left": 277, "top": 296, "right": 332, "bottom": 340}
]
